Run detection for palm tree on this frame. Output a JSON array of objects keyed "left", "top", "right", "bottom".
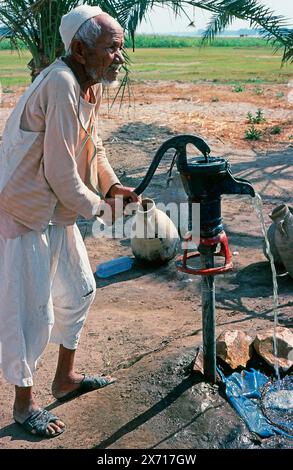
[{"left": 0, "top": 0, "right": 292, "bottom": 81}]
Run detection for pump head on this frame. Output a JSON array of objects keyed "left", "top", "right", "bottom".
[
  {"left": 134, "top": 135, "right": 255, "bottom": 237},
  {"left": 134, "top": 134, "right": 255, "bottom": 201}
]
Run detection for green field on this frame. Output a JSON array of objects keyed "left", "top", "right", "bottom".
[
  {"left": 0, "top": 36, "right": 292, "bottom": 87},
  {"left": 0, "top": 49, "right": 32, "bottom": 86},
  {"left": 127, "top": 46, "right": 292, "bottom": 83}
]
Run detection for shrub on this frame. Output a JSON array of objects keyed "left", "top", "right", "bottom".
[
  {"left": 247, "top": 108, "right": 266, "bottom": 124},
  {"left": 233, "top": 85, "right": 245, "bottom": 92},
  {"left": 245, "top": 125, "right": 262, "bottom": 140},
  {"left": 270, "top": 126, "right": 281, "bottom": 134}
]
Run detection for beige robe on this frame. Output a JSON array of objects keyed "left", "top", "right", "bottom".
[{"left": 0, "top": 58, "right": 120, "bottom": 235}]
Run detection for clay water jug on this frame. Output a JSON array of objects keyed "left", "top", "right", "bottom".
[
  {"left": 270, "top": 204, "right": 293, "bottom": 278},
  {"left": 131, "top": 198, "right": 180, "bottom": 265}
]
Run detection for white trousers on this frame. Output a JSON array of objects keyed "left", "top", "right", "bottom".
[{"left": 0, "top": 224, "right": 96, "bottom": 387}]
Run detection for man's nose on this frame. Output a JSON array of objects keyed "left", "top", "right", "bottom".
[{"left": 115, "top": 49, "right": 124, "bottom": 64}]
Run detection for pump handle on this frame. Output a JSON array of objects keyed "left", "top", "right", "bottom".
[{"left": 134, "top": 135, "right": 210, "bottom": 196}]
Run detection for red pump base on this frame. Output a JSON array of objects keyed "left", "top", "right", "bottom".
[{"left": 176, "top": 230, "right": 233, "bottom": 276}]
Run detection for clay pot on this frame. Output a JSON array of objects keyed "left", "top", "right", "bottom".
[{"left": 131, "top": 198, "right": 179, "bottom": 265}]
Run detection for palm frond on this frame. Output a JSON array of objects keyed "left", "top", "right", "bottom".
[
  {"left": 202, "top": 10, "right": 233, "bottom": 42},
  {"left": 105, "top": 0, "right": 292, "bottom": 62},
  {"left": 111, "top": 0, "right": 191, "bottom": 49}
]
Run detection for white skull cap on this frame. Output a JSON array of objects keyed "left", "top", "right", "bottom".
[{"left": 59, "top": 4, "right": 104, "bottom": 52}]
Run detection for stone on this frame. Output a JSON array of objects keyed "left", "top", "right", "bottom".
[
  {"left": 216, "top": 330, "right": 253, "bottom": 369},
  {"left": 253, "top": 326, "right": 293, "bottom": 372}
]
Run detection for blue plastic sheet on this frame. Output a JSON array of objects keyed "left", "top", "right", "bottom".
[{"left": 218, "top": 368, "right": 293, "bottom": 438}]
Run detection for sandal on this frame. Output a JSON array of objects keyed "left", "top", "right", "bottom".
[
  {"left": 55, "top": 374, "right": 116, "bottom": 402},
  {"left": 15, "top": 408, "right": 65, "bottom": 438}
]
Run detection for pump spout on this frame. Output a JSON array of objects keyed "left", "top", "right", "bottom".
[{"left": 218, "top": 169, "right": 255, "bottom": 198}]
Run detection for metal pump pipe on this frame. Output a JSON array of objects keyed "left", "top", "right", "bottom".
[{"left": 199, "top": 245, "right": 216, "bottom": 383}]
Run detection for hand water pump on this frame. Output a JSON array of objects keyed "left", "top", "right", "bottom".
[{"left": 134, "top": 135, "right": 255, "bottom": 382}]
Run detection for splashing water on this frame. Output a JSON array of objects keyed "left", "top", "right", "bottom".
[
  {"left": 253, "top": 193, "right": 280, "bottom": 383},
  {"left": 265, "top": 390, "right": 293, "bottom": 410},
  {"left": 261, "top": 376, "right": 293, "bottom": 435}
]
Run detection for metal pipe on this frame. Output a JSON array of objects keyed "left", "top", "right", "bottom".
[{"left": 199, "top": 245, "right": 216, "bottom": 383}]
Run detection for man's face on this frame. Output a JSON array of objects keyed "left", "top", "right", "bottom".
[{"left": 84, "top": 20, "right": 125, "bottom": 86}]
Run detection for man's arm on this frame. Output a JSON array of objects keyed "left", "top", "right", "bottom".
[
  {"left": 43, "top": 72, "right": 103, "bottom": 219},
  {"left": 92, "top": 85, "right": 139, "bottom": 204}
]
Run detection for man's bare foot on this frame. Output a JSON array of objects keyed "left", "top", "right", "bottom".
[
  {"left": 13, "top": 401, "right": 65, "bottom": 436},
  {"left": 51, "top": 372, "right": 87, "bottom": 399}
]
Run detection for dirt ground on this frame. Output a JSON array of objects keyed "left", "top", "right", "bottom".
[{"left": 0, "top": 81, "right": 292, "bottom": 450}]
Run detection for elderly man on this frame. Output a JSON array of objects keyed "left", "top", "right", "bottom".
[{"left": 0, "top": 5, "right": 138, "bottom": 438}]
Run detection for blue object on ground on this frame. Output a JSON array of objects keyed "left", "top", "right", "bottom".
[
  {"left": 96, "top": 256, "right": 134, "bottom": 278},
  {"left": 218, "top": 367, "right": 293, "bottom": 438}
]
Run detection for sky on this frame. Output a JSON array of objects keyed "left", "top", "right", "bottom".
[{"left": 137, "top": 0, "right": 293, "bottom": 34}]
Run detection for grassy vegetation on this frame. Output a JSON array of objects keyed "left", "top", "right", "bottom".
[
  {"left": 0, "top": 35, "right": 292, "bottom": 87},
  {"left": 0, "top": 36, "right": 270, "bottom": 51},
  {"left": 0, "top": 49, "right": 31, "bottom": 86},
  {"left": 127, "top": 46, "right": 292, "bottom": 83},
  {"left": 0, "top": 39, "right": 27, "bottom": 50},
  {"left": 125, "top": 35, "right": 270, "bottom": 49}
]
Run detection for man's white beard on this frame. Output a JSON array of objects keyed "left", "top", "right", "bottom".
[
  {"left": 87, "top": 68, "right": 120, "bottom": 89},
  {"left": 101, "top": 78, "right": 119, "bottom": 89}
]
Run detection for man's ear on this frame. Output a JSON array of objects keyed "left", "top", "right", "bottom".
[{"left": 70, "top": 39, "right": 87, "bottom": 65}]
